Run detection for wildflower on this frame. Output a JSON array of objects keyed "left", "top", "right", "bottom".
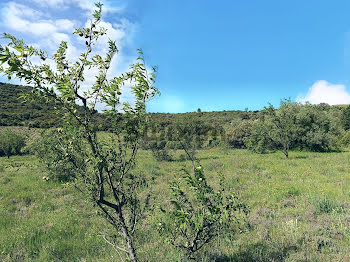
[
  {"left": 290, "top": 194, "right": 293, "bottom": 197},
  {"left": 199, "top": 178, "right": 203, "bottom": 181}
]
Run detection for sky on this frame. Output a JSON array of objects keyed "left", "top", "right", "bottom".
[{"left": 1, "top": 0, "right": 350, "bottom": 112}]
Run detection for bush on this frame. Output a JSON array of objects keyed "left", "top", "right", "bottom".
[
  {"left": 341, "top": 105, "right": 350, "bottom": 130},
  {"left": 149, "top": 140, "right": 173, "bottom": 162},
  {"left": 165, "top": 140, "right": 182, "bottom": 150},
  {"left": 34, "top": 128, "right": 86, "bottom": 182},
  {"left": 158, "top": 165, "right": 248, "bottom": 259},
  {"left": 226, "top": 121, "right": 253, "bottom": 149},
  {"left": 0, "top": 130, "right": 26, "bottom": 158},
  {"left": 338, "top": 130, "right": 350, "bottom": 147},
  {"left": 245, "top": 102, "right": 342, "bottom": 155},
  {"left": 244, "top": 120, "right": 276, "bottom": 154},
  {"left": 313, "top": 195, "right": 343, "bottom": 214},
  {"left": 296, "top": 104, "right": 342, "bottom": 152}
]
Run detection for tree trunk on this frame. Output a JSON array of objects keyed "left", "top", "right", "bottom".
[
  {"left": 118, "top": 209, "right": 138, "bottom": 262},
  {"left": 124, "top": 231, "right": 137, "bottom": 262}
]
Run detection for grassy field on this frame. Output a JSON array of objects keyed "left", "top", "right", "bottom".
[{"left": 1, "top": 148, "right": 350, "bottom": 261}]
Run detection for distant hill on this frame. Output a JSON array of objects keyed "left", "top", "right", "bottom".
[
  {"left": 0, "top": 82, "right": 61, "bottom": 127},
  {"left": 0, "top": 82, "right": 259, "bottom": 130}
]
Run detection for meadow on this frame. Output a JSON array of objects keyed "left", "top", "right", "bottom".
[{"left": 1, "top": 147, "right": 350, "bottom": 261}]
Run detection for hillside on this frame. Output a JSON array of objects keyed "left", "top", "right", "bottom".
[
  {"left": 0, "top": 82, "right": 258, "bottom": 130},
  {"left": 0, "top": 82, "right": 61, "bottom": 128}
]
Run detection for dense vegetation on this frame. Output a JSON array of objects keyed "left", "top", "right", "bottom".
[
  {"left": 0, "top": 82, "right": 59, "bottom": 127},
  {"left": 0, "top": 129, "right": 26, "bottom": 158},
  {"left": 3, "top": 81, "right": 350, "bottom": 154}
]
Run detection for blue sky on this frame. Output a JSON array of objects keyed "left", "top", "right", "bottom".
[{"left": 1, "top": 0, "right": 350, "bottom": 112}]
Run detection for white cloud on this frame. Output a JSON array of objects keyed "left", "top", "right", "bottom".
[
  {"left": 30, "top": 0, "right": 67, "bottom": 8},
  {"left": 1, "top": 0, "right": 138, "bottom": 110},
  {"left": 29, "top": 0, "right": 124, "bottom": 14},
  {"left": 55, "top": 19, "right": 77, "bottom": 32},
  {"left": 72, "top": 0, "right": 125, "bottom": 15},
  {"left": 6, "top": 2, "right": 44, "bottom": 19},
  {"left": 297, "top": 80, "right": 350, "bottom": 105}
]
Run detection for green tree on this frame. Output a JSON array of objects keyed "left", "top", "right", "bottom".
[
  {"left": 226, "top": 120, "right": 253, "bottom": 149},
  {"left": 158, "top": 144, "right": 248, "bottom": 260},
  {"left": 341, "top": 105, "right": 350, "bottom": 130},
  {"left": 246, "top": 101, "right": 341, "bottom": 156},
  {"left": 295, "top": 103, "right": 341, "bottom": 152},
  {"left": 0, "top": 3, "right": 158, "bottom": 261},
  {"left": 174, "top": 118, "right": 209, "bottom": 160},
  {"left": 264, "top": 100, "right": 299, "bottom": 158},
  {"left": 244, "top": 118, "right": 276, "bottom": 154},
  {"left": 245, "top": 100, "right": 298, "bottom": 158}
]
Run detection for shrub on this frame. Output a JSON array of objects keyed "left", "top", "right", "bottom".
[
  {"left": 34, "top": 128, "right": 86, "bottom": 182},
  {"left": 338, "top": 130, "right": 350, "bottom": 147},
  {"left": 244, "top": 120, "right": 276, "bottom": 154},
  {"left": 313, "top": 195, "right": 343, "bottom": 214},
  {"left": 296, "top": 104, "right": 342, "bottom": 152},
  {"left": 246, "top": 101, "right": 342, "bottom": 156},
  {"left": 341, "top": 105, "right": 350, "bottom": 130},
  {"left": 226, "top": 121, "right": 253, "bottom": 149},
  {"left": 0, "top": 130, "right": 26, "bottom": 158},
  {"left": 148, "top": 140, "right": 173, "bottom": 162},
  {"left": 158, "top": 165, "right": 248, "bottom": 260}
]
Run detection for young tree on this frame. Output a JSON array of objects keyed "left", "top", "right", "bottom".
[
  {"left": 174, "top": 118, "right": 209, "bottom": 160},
  {"left": 264, "top": 100, "right": 299, "bottom": 158},
  {"left": 246, "top": 100, "right": 299, "bottom": 158},
  {"left": 158, "top": 144, "right": 248, "bottom": 260},
  {"left": 0, "top": 3, "right": 158, "bottom": 261}
]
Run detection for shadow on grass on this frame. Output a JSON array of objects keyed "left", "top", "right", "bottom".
[{"left": 209, "top": 241, "right": 297, "bottom": 262}]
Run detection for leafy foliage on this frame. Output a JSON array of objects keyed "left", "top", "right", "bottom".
[
  {"left": 158, "top": 165, "right": 248, "bottom": 259},
  {"left": 0, "top": 3, "right": 157, "bottom": 261},
  {"left": 246, "top": 100, "right": 342, "bottom": 157},
  {"left": 0, "top": 129, "right": 26, "bottom": 158},
  {"left": 226, "top": 120, "right": 253, "bottom": 149},
  {"left": 245, "top": 120, "right": 276, "bottom": 154},
  {"left": 148, "top": 140, "right": 173, "bottom": 162},
  {"left": 295, "top": 104, "right": 342, "bottom": 152},
  {"left": 341, "top": 105, "right": 350, "bottom": 130},
  {"left": 34, "top": 128, "right": 86, "bottom": 182},
  {"left": 0, "top": 83, "right": 61, "bottom": 127}
]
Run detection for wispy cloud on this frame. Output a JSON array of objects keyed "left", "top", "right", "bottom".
[
  {"left": 0, "top": 0, "right": 138, "bottom": 103},
  {"left": 297, "top": 80, "right": 350, "bottom": 105}
]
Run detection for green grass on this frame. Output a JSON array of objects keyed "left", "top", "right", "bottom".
[{"left": 1, "top": 148, "right": 350, "bottom": 261}]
